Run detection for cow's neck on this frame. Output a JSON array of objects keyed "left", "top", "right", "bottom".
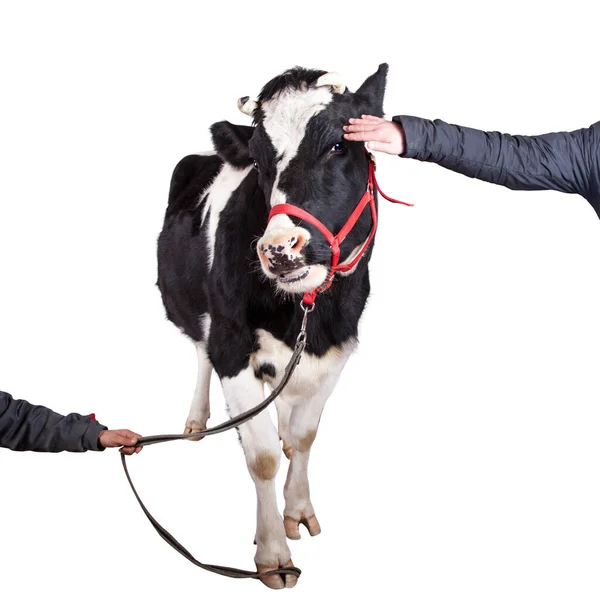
[{"left": 288, "top": 258, "right": 371, "bottom": 356}]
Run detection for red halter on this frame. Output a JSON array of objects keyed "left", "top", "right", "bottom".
[{"left": 267, "top": 153, "right": 413, "bottom": 306}]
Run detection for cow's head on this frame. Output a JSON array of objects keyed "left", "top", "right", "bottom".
[{"left": 211, "top": 64, "right": 388, "bottom": 295}]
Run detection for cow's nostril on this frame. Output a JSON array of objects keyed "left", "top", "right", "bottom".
[{"left": 291, "top": 236, "right": 303, "bottom": 251}]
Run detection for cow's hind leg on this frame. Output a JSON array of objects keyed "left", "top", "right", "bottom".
[
  {"left": 223, "top": 366, "right": 297, "bottom": 589},
  {"left": 275, "top": 398, "right": 293, "bottom": 460},
  {"left": 283, "top": 370, "right": 343, "bottom": 541},
  {"left": 184, "top": 341, "right": 212, "bottom": 440}
]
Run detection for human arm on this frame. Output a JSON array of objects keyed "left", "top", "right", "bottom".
[{"left": 0, "top": 390, "right": 140, "bottom": 453}]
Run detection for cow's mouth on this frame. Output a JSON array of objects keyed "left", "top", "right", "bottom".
[
  {"left": 271, "top": 263, "right": 328, "bottom": 295},
  {"left": 278, "top": 266, "right": 311, "bottom": 284}
]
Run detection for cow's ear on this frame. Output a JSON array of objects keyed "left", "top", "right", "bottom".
[
  {"left": 210, "top": 121, "right": 254, "bottom": 168},
  {"left": 353, "top": 63, "right": 388, "bottom": 117}
]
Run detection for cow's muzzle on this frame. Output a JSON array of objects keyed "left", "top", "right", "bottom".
[
  {"left": 257, "top": 227, "right": 308, "bottom": 277},
  {"left": 257, "top": 225, "right": 330, "bottom": 293}
]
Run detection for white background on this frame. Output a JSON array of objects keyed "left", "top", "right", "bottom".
[{"left": 1, "top": 1, "right": 599, "bottom": 599}]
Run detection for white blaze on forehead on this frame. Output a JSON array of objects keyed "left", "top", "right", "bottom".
[{"left": 261, "top": 85, "right": 334, "bottom": 209}]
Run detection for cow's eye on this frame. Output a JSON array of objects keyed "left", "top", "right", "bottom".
[
  {"left": 330, "top": 141, "right": 346, "bottom": 154},
  {"left": 252, "top": 160, "right": 259, "bottom": 171}
]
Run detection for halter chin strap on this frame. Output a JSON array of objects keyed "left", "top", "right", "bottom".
[{"left": 267, "top": 153, "right": 413, "bottom": 306}]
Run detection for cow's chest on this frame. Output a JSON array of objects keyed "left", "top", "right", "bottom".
[{"left": 250, "top": 328, "right": 357, "bottom": 400}]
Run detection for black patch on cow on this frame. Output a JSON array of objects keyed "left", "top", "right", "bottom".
[
  {"left": 267, "top": 250, "right": 304, "bottom": 276},
  {"left": 255, "top": 363, "right": 276, "bottom": 380},
  {"left": 257, "top": 67, "right": 328, "bottom": 103}
]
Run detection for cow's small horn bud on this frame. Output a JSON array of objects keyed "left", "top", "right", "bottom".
[
  {"left": 237, "top": 96, "right": 258, "bottom": 117},
  {"left": 315, "top": 72, "right": 346, "bottom": 94}
]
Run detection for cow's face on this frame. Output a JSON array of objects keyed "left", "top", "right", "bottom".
[{"left": 211, "top": 64, "right": 388, "bottom": 295}]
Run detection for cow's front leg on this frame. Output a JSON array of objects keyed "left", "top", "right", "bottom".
[
  {"left": 283, "top": 371, "right": 342, "bottom": 540},
  {"left": 222, "top": 366, "right": 297, "bottom": 589}
]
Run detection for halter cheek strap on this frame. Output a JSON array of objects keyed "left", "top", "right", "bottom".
[{"left": 267, "top": 153, "right": 413, "bottom": 306}]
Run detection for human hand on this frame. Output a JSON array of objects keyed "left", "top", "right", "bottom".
[
  {"left": 98, "top": 429, "right": 142, "bottom": 455},
  {"left": 343, "top": 115, "right": 406, "bottom": 155}
]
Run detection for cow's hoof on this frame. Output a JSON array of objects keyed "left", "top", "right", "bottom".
[
  {"left": 282, "top": 443, "right": 293, "bottom": 460},
  {"left": 256, "top": 559, "right": 298, "bottom": 589},
  {"left": 183, "top": 426, "right": 205, "bottom": 441},
  {"left": 284, "top": 513, "right": 321, "bottom": 540}
]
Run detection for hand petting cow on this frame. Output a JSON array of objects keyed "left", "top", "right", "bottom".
[{"left": 157, "top": 64, "right": 388, "bottom": 589}]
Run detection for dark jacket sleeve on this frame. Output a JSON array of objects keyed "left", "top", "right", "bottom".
[
  {"left": 0, "top": 391, "right": 107, "bottom": 452},
  {"left": 392, "top": 116, "right": 600, "bottom": 218}
]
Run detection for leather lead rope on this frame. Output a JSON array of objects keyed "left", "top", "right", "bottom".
[{"left": 121, "top": 303, "right": 314, "bottom": 581}]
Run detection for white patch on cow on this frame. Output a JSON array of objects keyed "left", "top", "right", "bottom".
[
  {"left": 200, "top": 313, "right": 211, "bottom": 340},
  {"left": 251, "top": 329, "right": 357, "bottom": 400},
  {"left": 261, "top": 86, "right": 333, "bottom": 211},
  {"left": 200, "top": 190, "right": 212, "bottom": 223},
  {"left": 264, "top": 213, "right": 295, "bottom": 231},
  {"left": 204, "top": 163, "right": 252, "bottom": 269}
]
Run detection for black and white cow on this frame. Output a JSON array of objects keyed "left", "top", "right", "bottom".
[{"left": 157, "top": 64, "right": 388, "bottom": 589}]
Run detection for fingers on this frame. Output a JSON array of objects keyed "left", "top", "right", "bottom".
[
  {"left": 346, "top": 115, "right": 385, "bottom": 127},
  {"left": 343, "top": 127, "right": 390, "bottom": 143},
  {"left": 343, "top": 130, "right": 371, "bottom": 142},
  {"left": 114, "top": 430, "right": 141, "bottom": 446},
  {"left": 120, "top": 444, "right": 143, "bottom": 455},
  {"left": 343, "top": 116, "right": 392, "bottom": 144},
  {"left": 344, "top": 122, "right": 382, "bottom": 133},
  {"left": 344, "top": 116, "right": 404, "bottom": 155},
  {"left": 99, "top": 429, "right": 142, "bottom": 449}
]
